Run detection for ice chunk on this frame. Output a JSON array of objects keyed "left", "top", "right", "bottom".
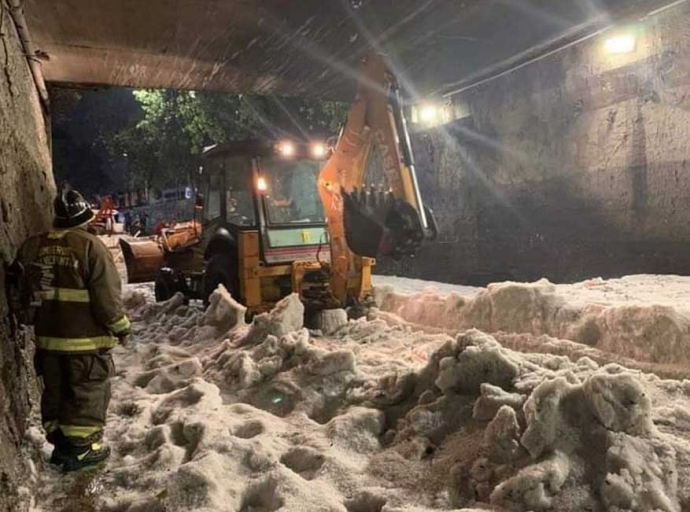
[
  {"left": 601, "top": 434, "right": 679, "bottom": 512},
  {"left": 257, "top": 355, "right": 284, "bottom": 377},
  {"left": 327, "top": 407, "right": 385, "bottom": 454},
  {"left": 435, "top": 332, "right": 520, "bottom": 395},
  {"left": 166, "top": 452, "right": 235, "bottom": 511},
  {"left": 306, "top": 349, "right": 356, "bottom": 376},
  {"left": 521, "top": 377, "right": 578, "bottom": 459},
  {"left": 343, "top": 489, "right": 388, "bottom": 512},
  {"left": 406, "top": 407, "right": 444, "bottom": 437},
  {"left": 123, "top": 289, "right": 148, "bottom": 310},
  {"left": 245, "top": 293, "right": 305, "bottom": 345},
  {"left": 484, "top": 405, "right": 523, "bottom": 463},
  {"left": 310, "top": 308, "right": 348, "bottom": 335},
  {"left": 234, "top": 352, "right": 262, "bottom": 389},
  {"left": 584, "top": 372, "right": 654, "bottom": 435},
  {"left": 473, "top": 383, "right": 526, "bottom": 421},
  {"left": 202, "top": 285, "right": 246, "bottom": 332},
  {"left": 144, "top": 358, "right": 203, "bottom": 395},
  {"left": 490, "top": 450, "right": 570, "bottom": 510},
  {"left": 150, "top": 379, "right": 223, "bottom": 425}
]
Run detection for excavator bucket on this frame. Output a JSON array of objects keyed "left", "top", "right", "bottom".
[
  {"left": 343, "top": 188, "right": 389, "bottom": 259},
  {"left": 343, "top": 187, "right": 436, "bottom": 260}
]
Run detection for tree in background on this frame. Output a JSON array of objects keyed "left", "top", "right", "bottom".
[
  {"left": 51, "top": 86, "right": 349, "bottom": 198},
  {"left": 110, "top": 90, "right": 197, "bottom": 196},
  {"left": 51, "top": 87, "right": 141, "bottom": 196}
]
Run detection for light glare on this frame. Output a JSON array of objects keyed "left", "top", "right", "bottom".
[
  {"left": 257, "top": 176, "right": 268, "bottom": 192},
  {"left": 311, "top": 143, "right": 326, "bottom": 158},
  {"left": 279, "top": 141, "right": 295, "bottom": 157},
  {"left": 604, "top": 35, "right": 636, "bottom": 55},
  {"left": 419, "top": 105, "right": 438, "bottom": 123}
]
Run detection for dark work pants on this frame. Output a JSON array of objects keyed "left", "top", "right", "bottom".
[{"left": 35, "top": 350, "right": 114, "bottom": 445}]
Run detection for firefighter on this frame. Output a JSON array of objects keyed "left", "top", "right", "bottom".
[{"left": 14, "top": 187, "right": 130, "bottom": 472}]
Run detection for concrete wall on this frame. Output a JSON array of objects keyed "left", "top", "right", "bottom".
[
  {"left": 380, "top": 3, "right": 690, "bottom": 286},
  {"left": 0, "top": 1, "right": 54, "bottom": 509}
]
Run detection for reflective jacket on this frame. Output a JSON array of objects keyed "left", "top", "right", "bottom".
[{"left": 18, "top": 227, "right": 130, "bottom": 352}]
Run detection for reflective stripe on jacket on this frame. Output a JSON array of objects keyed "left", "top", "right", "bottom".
[{"left": 19, "top": 227, "right": 130, "bottom": 353}]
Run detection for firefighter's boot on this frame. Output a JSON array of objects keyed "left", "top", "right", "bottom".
[
  {"left": 61, "top": 435, "right": 111, "bottom": 473},
  {"left": 47, "top": 429, "right": 69, "bottom": 467},
  {"left": 48, "top": 429, "right": 67, "bottom": 466}
]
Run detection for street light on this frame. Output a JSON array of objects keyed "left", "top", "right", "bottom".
[
  {"left": 419, "top": 104, "right": 439, "bottom": 124},
  {"left": 604, "top": 34, "right": 636, "bottom": 55},
  {"left": 413, "top": 101, "right": 451, "bottom": 128}
]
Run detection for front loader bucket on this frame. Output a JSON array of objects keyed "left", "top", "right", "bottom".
[{"left": 119, "top": 238, "right": 165, "bottom": 283}]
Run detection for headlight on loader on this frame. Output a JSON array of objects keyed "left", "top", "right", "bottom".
[
  {"left": 257, "top": 176, "right": 268, "bottom": 192},
  {"left": 278, "top": 141, "right": 295, "bottom": 157},
  {"left": 311, "top": 143, "right": 326, "bottom": 159}
]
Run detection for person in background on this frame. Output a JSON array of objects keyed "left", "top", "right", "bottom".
[
  {"left": 140, "top": 212, "right": 149, "bottom": 234},
  {"left": 153, "top": 220, "right": 168, "bottom": 235},
  {"left": 11, "top": 186, "right": 130, "bottom": 472},
  {"left": 124, "top": 211, "right": 132, "bottom": 234}
]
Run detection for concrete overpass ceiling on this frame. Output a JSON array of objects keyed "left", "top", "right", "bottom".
[{"left": 24, "top": 0, "right": 662, "bottom": 99}]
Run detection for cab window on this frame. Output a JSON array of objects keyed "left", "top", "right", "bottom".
[
  {"left": 203, "top": 156, "right": 256, "bottom": 226},
  {"left": 224, "top": 156, "right": 255, "bottom": 226},
  {"left": 203, "top": 172, "right": 222, "bottom": 221},
  {"left": 259, "top": 156, "right": 325, "bottom": 225}
]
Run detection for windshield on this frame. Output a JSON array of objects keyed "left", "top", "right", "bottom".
[{"left": 260, "top": 157, "right": 325, "bottom": 225}]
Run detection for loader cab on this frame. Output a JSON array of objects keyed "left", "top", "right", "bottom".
[
  {"left": 254, "top": 147, "right": 329, "bottom": 264},
  {"left": 201, "top": 140, "right": 329, "bottom": 259},
  {"left": 200, "top": 140, "right": 332, "bottom": 310}
]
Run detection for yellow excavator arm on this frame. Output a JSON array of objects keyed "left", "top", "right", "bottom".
[{"left": 318, "top": 52, "right": 438, "bottom": 303}]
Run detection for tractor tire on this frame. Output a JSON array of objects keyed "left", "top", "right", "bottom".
[
  {"left": 155, "top": 269, "right": 179, "bottom": 302},
  {"left": 203, "top": 253, "right": 237, "bottom": 305}
]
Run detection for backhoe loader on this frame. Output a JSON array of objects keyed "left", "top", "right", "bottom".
[{"left": 120, "top": 52, "right": 437, "bottom": 314}]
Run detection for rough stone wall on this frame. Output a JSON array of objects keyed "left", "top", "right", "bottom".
[
  {"left": 0, "top": 1, "right": 54, "bottom": 509},
  {"left": 381, "top": 4, "right": 690, "bottom": 285},
  {"left": 377, "top": 127, "right": 480, "bottom": 281}
]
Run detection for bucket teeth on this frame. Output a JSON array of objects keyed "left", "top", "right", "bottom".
[{"left": 343, "top": 186, "right": 432, "bottom": 260}]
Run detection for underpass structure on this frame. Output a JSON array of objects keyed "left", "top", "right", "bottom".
[
  {"left": 2, "top": 1, "right": 690, "bottom": 509},
  {"left": 21, "top": 0, "right": 669, "bottom": 98}
]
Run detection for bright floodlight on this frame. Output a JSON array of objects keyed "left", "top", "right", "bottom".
[
  {"left": 419, "top": 104, "right": 439, "bottom": 123},
  {"left": 604, "top": 35, "right": 636, "bottom": 55},
  {"left": 257, "top": 176, "right": 268, "bottom": 192},
  {"left": 311, "top": 143, "right": 326, "bottom": 158},
  {"left": 279, "top": 141, "right": 295, "bottom": 157}
]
